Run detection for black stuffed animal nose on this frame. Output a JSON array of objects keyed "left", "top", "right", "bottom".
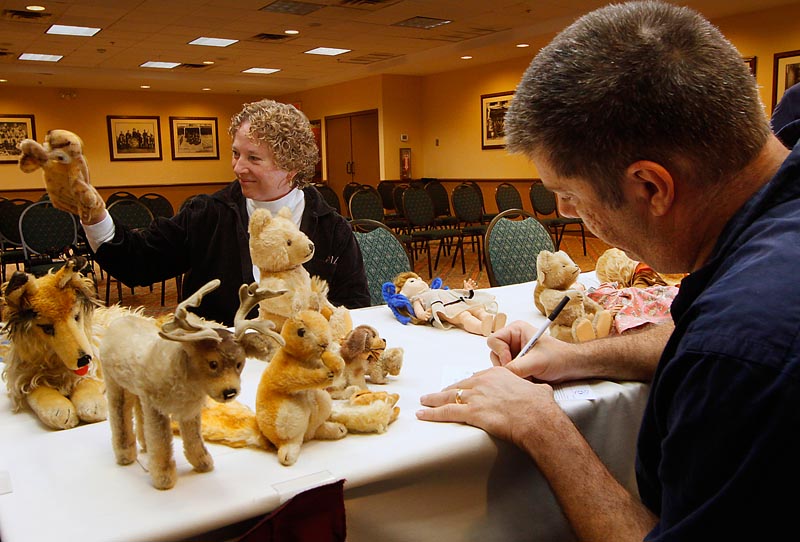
[
  {"left": 77, "top": 354, "right": 91, "bottom": 368},
  {"left": 222, "top": 388, "right": 238, "bottom": 400}
]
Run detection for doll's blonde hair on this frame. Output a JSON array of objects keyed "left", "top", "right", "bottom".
[{"left": 229, "top": 99, "right": 318, "bottom": 188}]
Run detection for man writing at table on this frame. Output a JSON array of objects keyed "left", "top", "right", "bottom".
[{"left": 417, "top": 1, "right": 800, "bottom": 540}]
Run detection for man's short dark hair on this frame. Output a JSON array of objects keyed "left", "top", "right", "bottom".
[{"left": 505, "top": 0, "right": 770, "bottom": 206}]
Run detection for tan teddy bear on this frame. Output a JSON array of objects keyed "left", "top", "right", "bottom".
[
  {"left": 248, "top": 207, "right": 351, "bottom": 342},
  {"left": 534, "top": 250, "right": 613, "bottom": 343},
  {"left": 256, "top": 310, "right": 349, "bottom": 466},
  {"left": 18, "top": 129, "right": 106, "bottom": 224},
  {"left": 328, "top": 324, "right": 403, "bottom": 399}
]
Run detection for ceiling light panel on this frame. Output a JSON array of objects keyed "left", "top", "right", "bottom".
[
  {"left": 189, "top": 37, "right": 238, "bottom": 47},
  {"left": 140, "top": 61, "right": 180, "bottom": 69},
  {"left": 47, "top": 24, "right": 101, "bottom": 36},
  {"left": 304, "top": 47, "right": 350, "bottom": 56},
  {"left": 242, "top": 67, "right": 281, "bottom": 74},
  {"left": 19, "top": 53, "right": 62, "bottom": 62}
]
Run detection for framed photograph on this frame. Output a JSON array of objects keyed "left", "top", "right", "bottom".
[
  {"left": 742, "top": 56, "right": 757, "bottom": 76},
  {"left": 169, "top": 116, "right": 219, "bottom": 160},
  {"left": 773, "top": 50, "right": 800, "bottom": 110},
  {"left": 481, "top": 91, "right": 514, "bottom": 149},
  {"left": 107, "top": 116, "right": 162, "bottom": 161},
  {"left": 0, "top": 114, "right": 36, "bottom": 164},
  {"left": 400, "top": 147, "right": 411, "bottom": 180}
]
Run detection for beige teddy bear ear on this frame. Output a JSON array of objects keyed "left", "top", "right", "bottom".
[
  {"left": 536, "top": 250, "right": 553, "bottom": 282},
  {"left": 248, "top": 208, "right": 273, "bottom": 236}
]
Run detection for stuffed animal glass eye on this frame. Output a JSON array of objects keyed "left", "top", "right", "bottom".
[{"left": 297, "top": 328, "right": 305, "bottom": 337}]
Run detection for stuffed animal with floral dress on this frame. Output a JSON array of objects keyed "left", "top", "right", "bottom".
[{"left": 382, "top": 272, "right": 506, "bottom": 336}]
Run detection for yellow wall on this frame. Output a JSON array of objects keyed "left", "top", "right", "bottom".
[
  {"left": 0, "top": 87, "right": 263, "bottom": 190},
  {"left": 2, "top": 2, "right": 799, "bottom": 196}
]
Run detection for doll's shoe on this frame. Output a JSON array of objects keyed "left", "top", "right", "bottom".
[{"left": 492, "top": 312, "right": 507, "bottom": 332}]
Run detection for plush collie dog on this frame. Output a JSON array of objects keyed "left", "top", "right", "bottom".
[{"left": 1, "top": 257, "right": 107, "bottom": 429}]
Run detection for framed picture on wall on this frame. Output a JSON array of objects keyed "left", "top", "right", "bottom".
[
  {"left": 481, "top": 91, "right": 514, "bottom": 150},
  {"left": 107, "top": 115, "right": 162, "bottom": 161},
  {"left": 742, "top": 56, "right": 757, "bottom": 76},
  {"left": 773, "top": 49, "right": 800, "bottom": 110},
  {"left": 400, "top": 147, "right": 411, "bottom": 179},
  {"left": 169, "top": 116, "right": 219, "bottom": 160},
  {"left": 0, "top": 114, "right": 36, "bottom": 164}
]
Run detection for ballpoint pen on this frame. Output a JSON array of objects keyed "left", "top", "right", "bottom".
[{"left": 514, "top": 295, "right": 570, "bottom": 359}]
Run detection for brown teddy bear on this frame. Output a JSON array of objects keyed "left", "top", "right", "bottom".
[
  {"left": 328, "top": 324, "right": 403, "bottom": 399},
  {"left": 534, "top": 250, "right": 612, "bottom": 343},
  {"left": 248, "top": 207, "right": 352, "bottom": 342},
  {"left": 255, "top": 310, "right": 349, "bottom": 466},
  {"left": 18, "top": 129, "right": 106, "bottom": 224}
]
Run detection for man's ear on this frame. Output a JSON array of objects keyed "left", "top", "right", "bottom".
[{"left": 624, "top": 161, "right": 674, "bottom": 217}]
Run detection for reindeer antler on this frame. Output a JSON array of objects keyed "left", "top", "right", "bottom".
[
  {"left": 159, "top": 279, "right": 223, "bottom": 343},
  {"left": 233, "top": 282, "right": 287, "bottom": 346}
]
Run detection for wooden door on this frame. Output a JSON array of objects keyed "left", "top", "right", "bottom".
[
  {"left": 325, "top": 115, "right": 353, "bottom": 199},
  {"left": 350, "top": 111, "right": 379, "bottom": 185}
]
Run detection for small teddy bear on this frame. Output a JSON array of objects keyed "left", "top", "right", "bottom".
[
  {"left": 534, "top": 250, "right": 612, "bottom": 343},
  {"left": 383, "top": 272, "right": 506, "bottom": 336},
  {"left": 255, "top": 310, "right": 349, "bottom": 466},
  {"left": 18, "top": 129, "right": 106, "bottom": 224},
  {"left": 328, "top": 325, "right": 403, "bottom": 399},
  {"left": 248, "top": 207, "right": 352, "bottom": 342}
]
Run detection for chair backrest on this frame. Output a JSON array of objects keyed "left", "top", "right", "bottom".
[
  {"left": 467, "top": 181, "right": 487, "bottom": 213},
  {"left": 402, "top": 186, "right": 436, "bottom": 228},
  {"left": 18, "top": 201, "right": 78, "bottom": 263},
  {"left": 0, "top": 198, "right": 33, "bottom": 246},
  {"left": 424, "top": 180, "right": 452, "bottom": 217},
  {"left": 351, "top": 219, "right": 412, "bottom": 306},
  {"left": 314, "top": 184, "right": 341, "bottom": 214},
  {"left": 451, "top": 183, "right": 483, "bottom": 224},
  {"left": 106, "top": 190, "right": 138, "bottom": 205},
  {"left": 484, "top": 209, "right": 555, "bottom": 287},
  {"left": 529, "top": 181, "right": 558, "bottom": 217},
  {"left": 495, "top": 182, "right": 523, "bottom": 212},
  {"left": 139, "top": 192, "right": 174, "bottom": 218},
  {"left": 348, "top": 187, "right": 385, "bottom": 222},
  {"left": 342, "top": 182, "right": 362, "bottom": 212},
  {"left": 108, "top": 198, "right": 154, "bottom": 231},
  {"left": 392, "top": 183, "right": 410, "bottom": 218},
  {"left": 377, "top": 181, "right": 397, "bottom": 211}
]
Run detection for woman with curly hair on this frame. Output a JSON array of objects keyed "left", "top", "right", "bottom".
[{"left": 74, "top": 99, "right": 369, "bottom": 325}]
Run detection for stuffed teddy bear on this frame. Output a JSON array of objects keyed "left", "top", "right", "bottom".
[
  {"left": 255, "top": 309, "right": 349, "bottom": 466},
  {"left": 18, "top": 129, "right": 106, "bottom": 224},
  {"left": 328, "top": 324, "right": 403, "bottom": 399},
  {"left": 382, "top": 272, "right": 506, "bottom": 336},
  {"left": 534, "top": 250, "right": 613, "bottom": 343},
  {"left": 248, "top": 207, "right": 352, "bottom": 343},
  {"left": 595, "top": 247, "right": 684, "bottom": 288}
]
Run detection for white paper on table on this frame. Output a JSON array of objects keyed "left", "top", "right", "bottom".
[{"left": 553, "top": 383, "right": 596, "bottom": 402}]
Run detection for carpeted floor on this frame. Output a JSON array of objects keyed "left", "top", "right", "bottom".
[{"left": 95, "top": 232, "right": 610, "bottom": 320}]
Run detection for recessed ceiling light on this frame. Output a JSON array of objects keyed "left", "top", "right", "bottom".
[
  {"left": 140, "top": 85, "right": 151, "bottom": 89},
  {"left": 284, "top": 29, "right": 299, "bottom": 35},
  {"left": 26, "top": 5, "right": 46, "bottom": 11},
  {"left": 201, "top": 87, "right": 211, "bottom": 91},
  {"left": 19, "top": 53, "right": 62, "bottom": 62},
  {"left": 189, "top": 37, "right": 238, "bottom": 47},
  {"left": 47, "top": 24, "right": 101, "bottom": 37},
  {"left": 202, "top": 60, "right": 215, "bottom": 65},
  {"left": 140, "top": 61, "right": 180, "bottom": 69},
  {"left": 0, "top": 79, "right": 7, "bottom": 83},
  {"left": 461, "top": 55, "right": 473, "bottom": 60},
  {"left": 242, "top": 67, "right": 281, "bottom": 74},
  {"left": 304, "top": 47, "right": 350, "bottom": 56},
  {"left": 516, "top": 43, "right": 530, "bottom": 48}
]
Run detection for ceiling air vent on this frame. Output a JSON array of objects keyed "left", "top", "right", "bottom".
[
  {"left": 176, "top": 63, "right": 209, "bottom": 69},
  {"left": 339, "top": 0, "right": 399, "bottom": 6},
  {"left": 419, "top": 27, "right": 500, "bottom": 43},
  {"left": 251, "top": 33, "right": 293, "bottom": 42},
  {"left": 338, "top": 52, "right": 399, "bottom": 65},
  {"left": 393, "top": 16, "right": 452, "bottom": 30},
  {"left": 2, "top": 8, "right": 51, "bottom": 21},
  {"left": 260, "top": 1, "right": 324, "bottom": 16}
]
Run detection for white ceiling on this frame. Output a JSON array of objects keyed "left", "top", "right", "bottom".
[{"left": 0, "top": 0, "right": 796, "bottom": 96}]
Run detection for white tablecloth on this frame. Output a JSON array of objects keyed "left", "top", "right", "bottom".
[{"left": 0, "top": 275, "right": 648, "bottom": 542}]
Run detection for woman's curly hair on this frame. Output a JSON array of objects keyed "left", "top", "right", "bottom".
[{"left": 229, "top": 99, "right": 319, "bottom": 188}]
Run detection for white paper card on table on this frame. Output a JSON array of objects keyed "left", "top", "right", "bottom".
[
  {"left": 440, "top": 365, "right": 481, "bottom": 389},
  {"left": 553, "top": 383, "right": 596, "bottom": 402},
  {"left": 0, "top": 471, "right": 12, "bottom": 495},
  {"left": 272, "top": 470, "right": 338, "bottom": 504}
]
